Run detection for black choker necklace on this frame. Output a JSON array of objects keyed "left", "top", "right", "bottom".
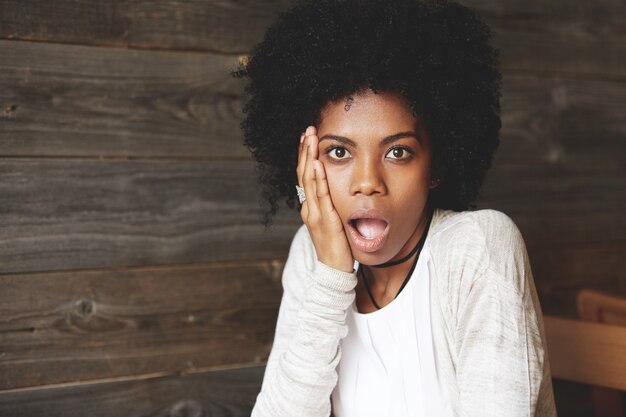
[
  {"left": 359, "top": 211, "right": 433, "bottom": 310},
  {"left": 372, "top": 234, "right": 421, "bottom": 268},
  {"left": 373, "top": 210, "right": 433, "bottom": 268}
]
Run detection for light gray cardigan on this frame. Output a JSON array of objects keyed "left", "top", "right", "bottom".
[{"left": 252, "top": 209, "right": 557, "bottom": 417}]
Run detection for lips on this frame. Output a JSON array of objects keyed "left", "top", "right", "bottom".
[{"left": 347, "top": 209, "right": 390, "bottom": 253}]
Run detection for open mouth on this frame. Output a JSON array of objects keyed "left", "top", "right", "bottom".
[
  {"left": 349, "top": 218, "right": 388, "bottom": 240},
  {"left": 347, "top": 217, "right": 390, "bottom": 253}
]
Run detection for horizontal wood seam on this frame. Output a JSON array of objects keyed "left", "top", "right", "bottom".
[
  {"left": 0, "top": 258, "right": 286, "bottom": 278},
  {"left": 500, "top": 67, "right": 626, "bottom": 83},
  {"left": 0, "top": 155, "right": 254, "bottom": 162},
  {"left": 1, "top": 38, "right": 624, "bottom": 82},
  {"left": 0, "top": 36, "right": 248, "bottom": 57},
  {"left": 0, "top": 362, "right": 266, "bottom": 395}
]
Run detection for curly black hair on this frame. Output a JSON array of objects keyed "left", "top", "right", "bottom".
[{"left": 234, "top": 0, "right": 501, "bottom": 227}]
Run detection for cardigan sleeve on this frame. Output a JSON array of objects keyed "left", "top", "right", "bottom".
[
  {"left": 453, "top": 212, "right": 557, "bottom": 417},
  {"left": 251, "top": 225, "right": 358, "bottom": 417}
]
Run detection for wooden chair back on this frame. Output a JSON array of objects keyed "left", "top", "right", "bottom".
[
  {"left": 578, "top": 289, "right": 626, "bottom": 327},
  {"left": 574, "top": 289, "right": 626, "bottom": 417},
  {"left": 544, "top": 315, "right": 626, "bottom": 391}
]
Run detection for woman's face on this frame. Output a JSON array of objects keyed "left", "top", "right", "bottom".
[{"left": 316, "top": 89, "right": 433, "bottom": 266}]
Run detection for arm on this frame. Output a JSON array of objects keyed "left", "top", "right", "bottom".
[
  {"left": 455, "top": 269, "right": 555, "bottom": 416},
  {"left": 252, "top": 226, "right": 357, "bottom": 417},
  {"left": 454, "top": 213, "right": 556, "bottom": 416}
]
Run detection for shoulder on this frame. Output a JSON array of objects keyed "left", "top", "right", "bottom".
[
  {"left": 430, "top": 208, "right": 521, "bottom": 241},
  {"left": 428, "top": 208, "right": 530, "bottom": 296},
  {"left": 429, "top": 208, "right": 527, "bottom": 263}
]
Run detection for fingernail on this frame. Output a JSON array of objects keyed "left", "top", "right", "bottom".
[
  {"left": 306, "top": 126, "right": 314, "bottom": 135},
  {"left": 300, "top": 134, "right": 304, "bottom": 144}
]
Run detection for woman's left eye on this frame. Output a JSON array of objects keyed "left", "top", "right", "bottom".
[{"left": 386, "top": 147, "right": 412, "bottom": 160}]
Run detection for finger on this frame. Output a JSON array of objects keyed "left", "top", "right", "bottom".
[
  {"left": 299, "top": 192, "right": 309, "bottom": 219},
  {"left": 302, "top": 135, "right": 320, "bottom": 217},
  {"left": 298, "top": 145, "right": 309, "bottom": 220},
  {"left": 305, "top": 129, "right": 320, "bottom": 179},
  {"left": 296, "top": 133, "right": 307, "bottom": 187},
  {"left": 306, "top": 126, "right": 319, "bottom": 160},
  {"left": 298, "top": 139, "right": 309, "bottom": 219},
  {"left": 313, "top": 161, "right": 336, "bottom": 217}
]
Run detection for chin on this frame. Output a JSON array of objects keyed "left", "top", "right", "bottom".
[{"left": 352, "top": 247, "right": 394, "bottom": 266}]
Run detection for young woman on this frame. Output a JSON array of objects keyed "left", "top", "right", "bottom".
[{"left": 235, "top": 0, "right": 557, "bottom": 416}]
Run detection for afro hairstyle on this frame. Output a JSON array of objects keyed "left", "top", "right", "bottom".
[{"left": 234, "top": 0, "right": 502, "bottom": 227}]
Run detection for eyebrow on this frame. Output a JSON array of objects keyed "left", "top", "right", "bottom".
[{"left": 318, "top": 131, "right": 418, "bottom": 147}]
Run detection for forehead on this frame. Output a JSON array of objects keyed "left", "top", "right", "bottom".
[{"left": 318, "top": 90, "right": 418, "bottom": 137}]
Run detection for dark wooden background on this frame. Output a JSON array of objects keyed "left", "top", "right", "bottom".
[{"left": 0, "top": 1, "right": 624, "bottom": 416}]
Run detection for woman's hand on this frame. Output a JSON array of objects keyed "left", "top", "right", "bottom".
[{"left": 297, "top": 126, "right": 355, "bottom": 273}]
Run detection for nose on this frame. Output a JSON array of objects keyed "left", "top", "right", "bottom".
[{"left": 350, "top": 156, "right": 387, "bottom": 196}]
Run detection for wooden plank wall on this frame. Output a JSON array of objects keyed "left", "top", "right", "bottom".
[
  {"left": 0, "top": 1, "right": 624, "bottom": 416},
  {"left": 0, "top": 1, "right": 300, "bottom": 416}
]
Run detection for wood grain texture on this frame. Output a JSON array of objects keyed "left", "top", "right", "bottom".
[
  {"left": 0, "top": 151, "right": 621, "bottom": 275},
  {"left": 2, "top": 39, "right": 625, "bottom": 168},
  {"left": 0, "top": 2, "right": 130, "bottom": 46},
  {"left": 130, "top": 0, "right": 293, "bottom": 53},
  {"left": 544, "top": 315, "right": 626, "bottom": 390},
  {"left": 0, "top": 263, "right": 281, "bottom": 390},
  {"left": 464, "top": 0, "right": 626, "bottom": 78},
  {"left": 0, "top": 40, "right": 249, "bottom": 158},
  {"left": 0, "top": 366, "right": 264, "bottom": 417},
  {"left": 0, "top": 0, "right": 624, "bottom": 77},
  {"left": 498, "top": 75, "right": 626, "bottom": 167},
  {"left": 0, "top": 0, "right": 293, "bottom": 54},
  {"left": 578, "top": 289, "right": 626, "bottom": 326},
  {"left": 575, "top": 289, "right": 626, "bottom": 417},
  {"left": 0, "top": 158, "right": 301, "bottom": 274},
  {"left": 480, "top": 161, "right": 625, "bottom": 244},
  {"left": 531, "top": 244, "right": 626, "bottom": 318},
  {"left": 479, "top": 75, "right": 626, "bottom": 245}
]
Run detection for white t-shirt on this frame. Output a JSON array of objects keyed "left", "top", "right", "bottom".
[{"left": 331, "top": 247, "right": 453, "bottom": 417}]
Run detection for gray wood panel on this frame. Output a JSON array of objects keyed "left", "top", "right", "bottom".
[
  {"left": 130, "top": 0, "right": 293, "bottom": 54},
  {"left": 0, "top": 0, "right": 293, "bottom": 54},
  {"left": 0, "top": 366, "right": 264, "bottom": 417},
  {"left": 0, "top": 152, "right": 621, "bottom": 274},
  {"left": 498, "top": 75, "right": 626, "bottom": 167},
  {"left": 2, "top": 40, "right": 624, "bottom": 166},
  {"left": 479, "top": 75, "right": 626, "bottom": 245},
  {"left": 0, "top": 40, "right": 248, "bottom": 158},
  {"left": 0, "top": 0, "right": 624, "bottom": 78},
  {"left": 0, "top": 263, "right": 281, "bottom": 390},
  {"left": 529, "top": 243, "right": 626, "bottom": 317},
  {"left": 480, "top": 160, "right": 625, "bottom": 245},
  {"left": 0, "top": 158, "right": 301, "bottom": 274},
  {"left": 464, "top": 0, "right": 626, "bottom": 78}
]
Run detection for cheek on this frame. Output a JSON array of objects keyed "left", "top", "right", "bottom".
[{"left": 394, "top": 171, "right": 431, "bottom": 207}]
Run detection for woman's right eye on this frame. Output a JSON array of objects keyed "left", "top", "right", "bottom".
[{"left": 326, "top": 146, "right": 352, "bottom": 160}]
